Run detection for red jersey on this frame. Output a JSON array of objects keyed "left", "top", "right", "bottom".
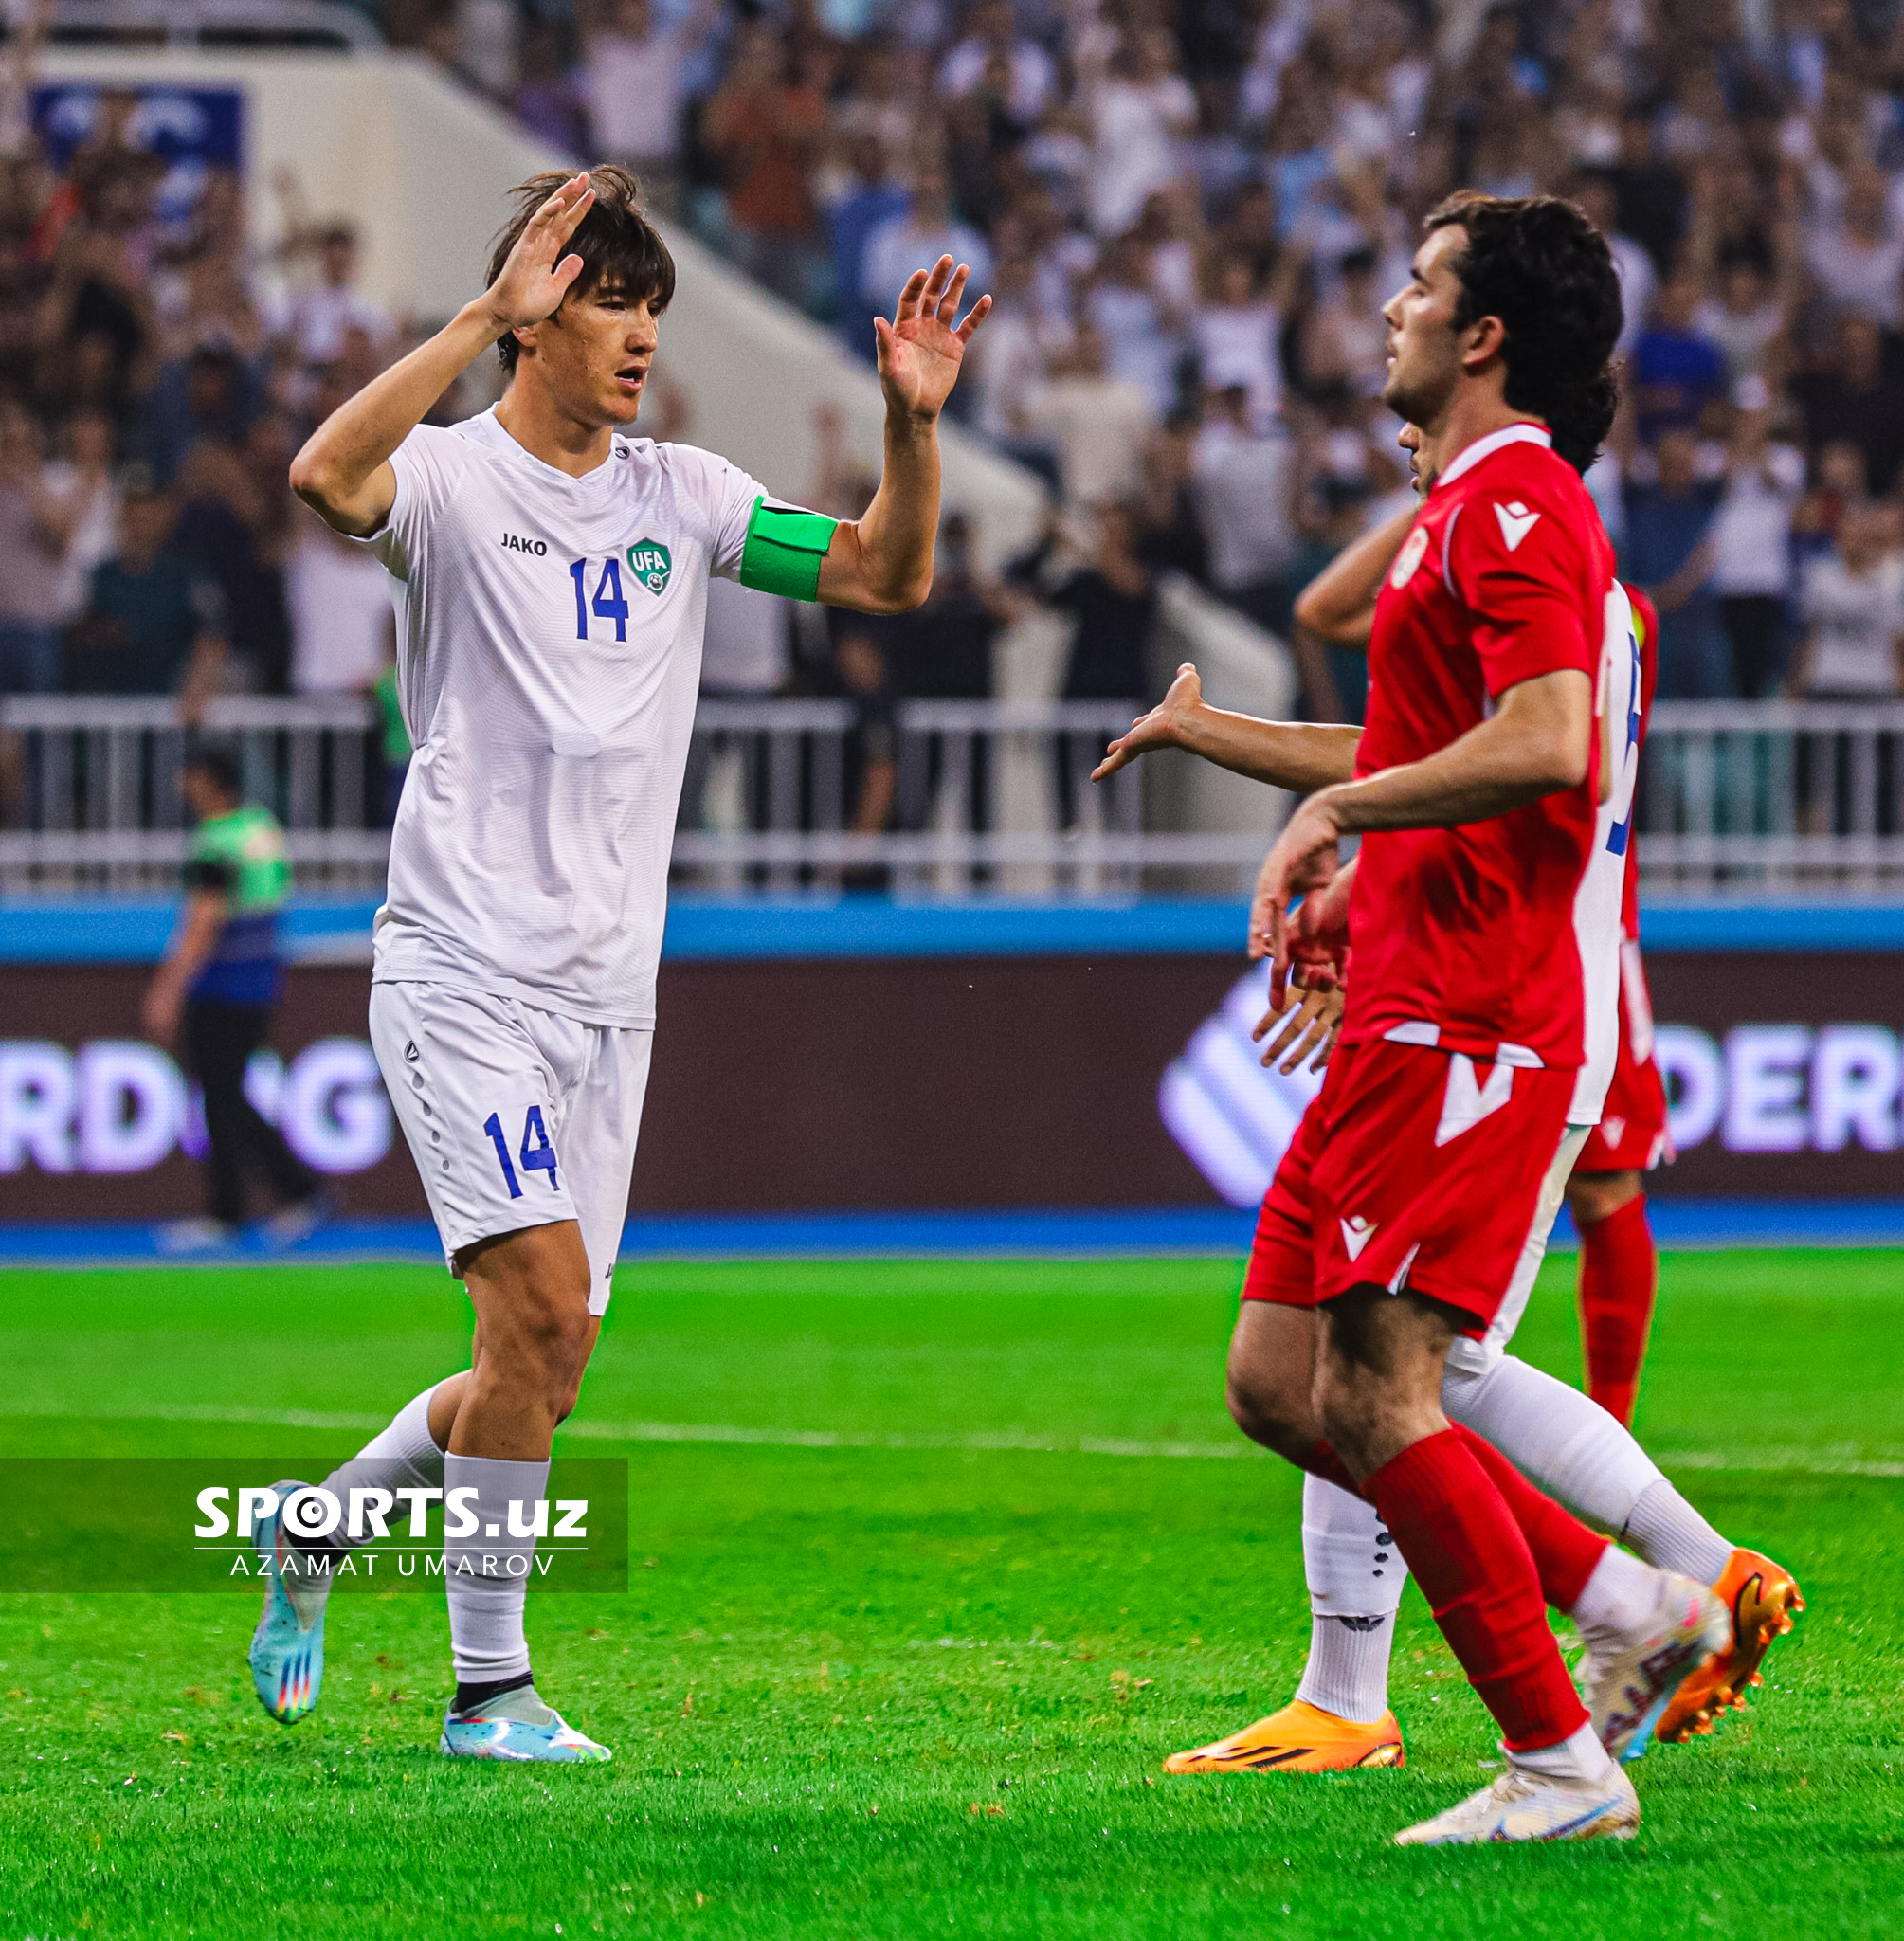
[{"left": 1343, "top": 424, "right": 1620, "bottom": 1073}]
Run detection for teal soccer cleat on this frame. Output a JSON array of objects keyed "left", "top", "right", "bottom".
[
  {"left": 440, "top": 1685, "right": 612, "bottom": 1763},
  {"left": 245, "top": 1480, "right": 330, "bottom": 1725}
]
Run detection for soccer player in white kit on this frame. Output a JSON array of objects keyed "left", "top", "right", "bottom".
[{"left": 244, "top": 166, "right": 990, "bottom": 1762}]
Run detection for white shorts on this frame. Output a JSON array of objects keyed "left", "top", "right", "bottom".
[{"left": 369, "top": 981, "right": 653, "bottom": 1315}]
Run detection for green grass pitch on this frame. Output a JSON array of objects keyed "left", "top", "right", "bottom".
[{"left": 1, "top": 1247, "right": 1900, "bottom": 1939}]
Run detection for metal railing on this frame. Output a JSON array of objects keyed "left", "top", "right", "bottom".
[
  {"left": 0, "top": 694, "right": 388, "bottom": 896},
  {"left": 674, "top": 697, "right": 1268, "bottom": 898},
  {"left": 1640, "top": 701, "right": 1904, "bottom": 898},
  {"left": 10, "top": 694, "right": 1901, "bottom": 904}
]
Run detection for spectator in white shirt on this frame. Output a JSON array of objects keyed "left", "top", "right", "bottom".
[
  {"left": 1021, "top": 322, "right": 1155, "bottom": 505},
  {"left": 1710, "top": 392, "right": 1805, "bottom": 698},
  {"left": 1087, "top": 28, "right": 1196, "bottom": 239},
  {"left": 1571, "top": 172, "right": 1656, "bottom": 358},
  {"left": 1694, "top": 249, "right": 1790, "bottom": 386},
  {"left": 860, "top": 167, "right": 994, "bottom": 324},
  {"left": 1805, "top": 164, "right": 1904, "bottom": 328},
  {"left": 939, "top": 0, "right": 1055, "bottom": 123},
  {"left": 286, "top": 511, "right": 395, "bottom": 693},
  {"left": 1790, "top": 500, "right": 1904, "bottom": 698},
  {"left": 968, "top": 251, "right": 1069, "bottom": 485},
  {"left": 42, "top": 408, "right": 120, "bottom": 626},
  {"left": 1191, "top": 384, "right": 1299, "bottom": 629},
  {"left": 1086, "top": 232, "right": 1185, "bottom": 421},
  {"left": 268, "top": 225, "right": 393, "bottom": 368},
  {"left": 1193, "top": 251, "right": 1282, "bottom": 430},
  {"left": 582, "top": 0, "right": 717, "bottom": 214}
]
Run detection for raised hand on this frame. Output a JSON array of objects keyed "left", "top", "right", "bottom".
[
  {"left": 483, "top": 173, "right": 597, "bottom": 336},
  {"left": 875, "top": 255, "right": 991, "bottom": 422},
  {"left": 1092, "top": 662, "right": 1203, "bottom": 782},
  {"left": 1247, "top": 791, "right": 1345, "bottom": 986}
]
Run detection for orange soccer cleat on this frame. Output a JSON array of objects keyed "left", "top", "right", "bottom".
[
  {"left": 1163, "top": 1699, "right": 1405, "bottom": 1774},
  {"left": 1656, "top": 1548, "right": 1804, "bottom": 1745}
]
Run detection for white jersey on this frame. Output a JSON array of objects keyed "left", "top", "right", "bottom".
[
  {"left": 1568, "top": 579, "right": 1641, "bottom": 1126},
  {"left": 359, "top": 408, "right": 769, "bottom": 1026}
]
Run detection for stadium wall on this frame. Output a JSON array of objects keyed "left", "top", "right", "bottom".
[{"left": 2, "top": 905, "right": 1900, "bottom": 1218}]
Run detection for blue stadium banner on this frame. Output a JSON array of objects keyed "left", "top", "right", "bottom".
[{"left": 31, "top": 84, "right": 244, "bottom": 227}]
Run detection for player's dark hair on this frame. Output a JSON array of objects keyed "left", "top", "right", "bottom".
[
  {"left": 486, "top": 164, "right": 676, "bottom": 376},
  {"left": 184, "top": 742, "right": 243, "bottom": 800},
  {"left": 1423, "top": 192, "right": 1623, "bottom": 475}
]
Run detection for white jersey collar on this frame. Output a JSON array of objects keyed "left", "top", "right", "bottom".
[
  {"left": 461, "top": 405, "right": 634, "bottom": 485},
  {"left": 1432, "top": 422, "right": 1551, "bottom": 495}
]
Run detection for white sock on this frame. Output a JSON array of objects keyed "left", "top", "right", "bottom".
[
  {"left": 1295, "top": 1614, "right": 1396, "bottom": 1722},
  {"left": 1623, "top": 1478, "right": 1732, "bottom": 1586},
  {"left": 1442, "top": 1353, "right": 1663, "bottom": 1534},
  {"left": 444, "top": 1452, "right": 549, "bottom": 1688},
  {"left": 316, "top": 1383, "right": 448, "bottom": 1552},
  {"left": 1292, "top": 1472, "right": 1405, "bottom": 1722},
  {"left": 1442, "top": 1355, "right": 1732, "bottom": 1582},
  {"left": 1508, "top": 1718, "right": 1615, "bottom": 1783},
  {"left": 1569, "top": 1541, "right": 1659, "bottom": 1637}
]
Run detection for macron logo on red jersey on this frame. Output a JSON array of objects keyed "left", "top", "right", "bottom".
[{"left": 1494, "top": 501, "right": 1541, "bottom": 551}]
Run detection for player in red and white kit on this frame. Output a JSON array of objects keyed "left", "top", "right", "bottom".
[
  {"left": 1109, "top": 508, "right": 1797, "bottom": 1777},
  {"left": 1567, "top": 586, "right": 1671, "bottom": 1430},
  {"left": 1102, "top": 195, "right": 1733, "bottom": 1844}
]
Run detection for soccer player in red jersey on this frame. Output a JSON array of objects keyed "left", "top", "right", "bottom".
[
  {"left": 1115, "top": 548, "right": 1796, "bottom": 1774},
  {"left": 1567, "top": 585, "right": 1670, "bottom": 1429},
  {"left": 1105, "top": 195, "right": 1744, "bottom": 1843}
]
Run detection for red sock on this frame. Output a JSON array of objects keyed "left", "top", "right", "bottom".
[
  {"left": 1578, "top": 1194, "right": 1658, "bottom": 1428},
  {"left": 1307, "top": 1440, "right": 1365, "bottom": 1497},
  {"left": 1451, "top": 1424, "right": 1607, "bottom": 1612},
  {"left": 1369, "top": 1429, "right": 1588, "bottom": 1752}
]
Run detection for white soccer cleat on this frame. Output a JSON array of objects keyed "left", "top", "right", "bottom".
[
  {"left": 1393, "top": 1760, "right": 1640, "bottom": 1846},
  {"left": 440, "top": 1685, "right": 612, "bottom": 1764},
  {"left": 1583, "top": 1571, "right": 1732, "bottom": 1764}
]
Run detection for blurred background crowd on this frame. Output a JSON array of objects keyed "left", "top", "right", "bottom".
[{"left": 9, "top": 0, "right": 1904, "bottom": 804}]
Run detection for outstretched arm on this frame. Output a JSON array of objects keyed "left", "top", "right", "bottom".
[
  {"left": 1292, "top": 505, "right": 1417, "bottom": 647},
  {"left": 290, "top": 174, "right": 598, "bottom": 536},
  {"left": 1248, "top": 667, "right": 1593, "bottom": 969},
  {"left": 817, "top": 256, "right": 990, "bottom": 615},
  {"left": 1092, "top": 662, "right": 1362, "bottom": 792}
]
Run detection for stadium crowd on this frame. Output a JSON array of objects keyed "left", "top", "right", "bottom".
[{"left": 8, "top": 0, "right": 1904, "bottom": 764}]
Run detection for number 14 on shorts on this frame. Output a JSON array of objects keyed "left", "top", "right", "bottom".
[{"left": 482, "top": 1106, "right": 561, "bottom": 1198}]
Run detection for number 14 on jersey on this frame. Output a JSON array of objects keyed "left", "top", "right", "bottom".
[{"left": 569, "top": 558, "right": 629, "bottom": 642}]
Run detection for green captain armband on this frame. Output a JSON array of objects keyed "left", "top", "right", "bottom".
[{"left": 737, "top": 497, "right": 839, "bottom": 601}]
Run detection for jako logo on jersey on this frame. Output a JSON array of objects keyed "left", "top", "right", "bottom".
[
  {"left": 627, "top": 540, "right": 672, "bottom": 594},
  {"left": 1389, "top": 524, "right": 1430, "bottom": 589},
  {"left": 499, "top": 534, "right": 548, "bottom": 555},
  {"left": 1494, "top": 501, "right": 1541, "bottom": 551}
]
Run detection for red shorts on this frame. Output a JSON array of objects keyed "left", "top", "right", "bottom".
[
  {"left": 1241, "top": 1038, "right": 1576, "bottom": 1335},
  {"left": 1575, "top": 1027, "right": 1671, "bottom": 1173}
]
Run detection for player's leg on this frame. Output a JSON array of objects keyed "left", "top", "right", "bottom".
[
  {"left": 1166, "top": 1304, "right": 1407, "bottom": 1773},
  {"left": 181, "top": 997, "right": 256, "bottom": 1232},
  {"left": 250, "top": 982, "right": 600, "bottom": 1749},
  {"left": 1315, "top": 1283, "right": 1641, "bottom": 1843},
  {"left": 437, "top": 1218, "right": 610, "bottom": 1762},
  {"left": 1568, "top": 1168, "right": 1655, "bottom": 1428},
  {"left": 439, "top": 1022, "right": 650, "bottom": 1762},
  {"left": 1166, "top": 1079, "right": 1409, "bottom": 1775}
]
